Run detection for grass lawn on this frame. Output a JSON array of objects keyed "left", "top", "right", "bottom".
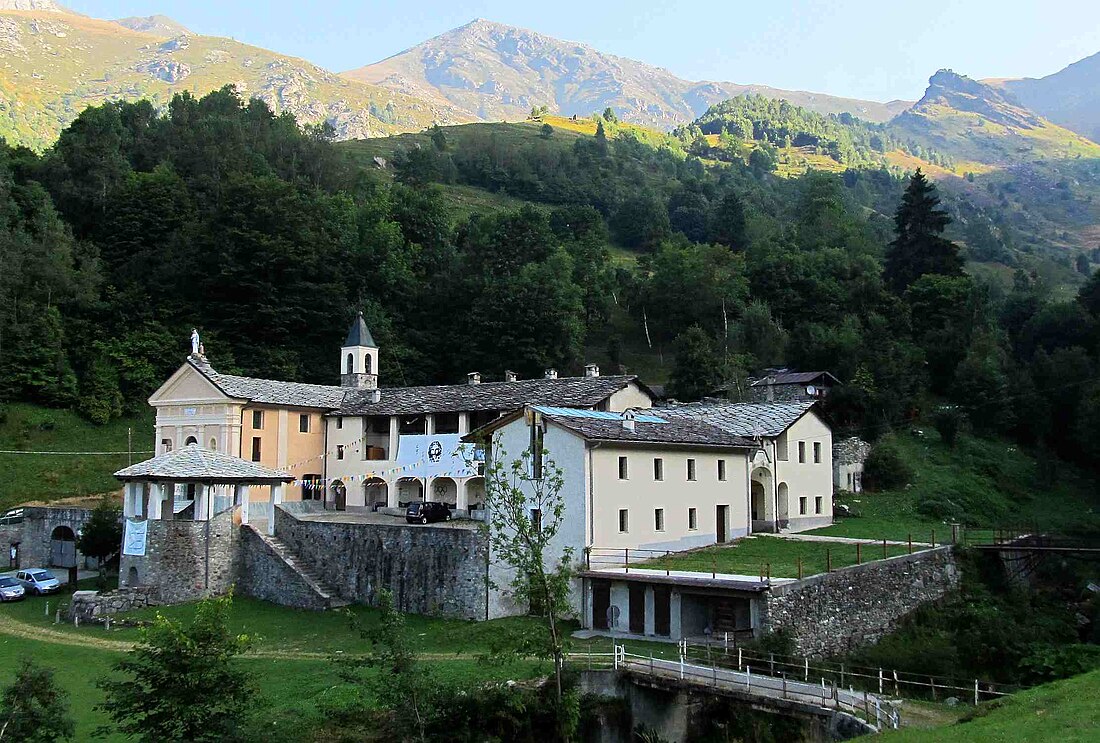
[
  {"left": 882, "top": 668, "right": 1100, "bottom": 742},
  {"left": 646, "top": 536, "right": 920, "bottom": 579},
  {"left": 0, "top": 403, "right": 154, "bottom": 511},
  {"left": 809, "top": 430, "right": 1100, "bottom": 542}
]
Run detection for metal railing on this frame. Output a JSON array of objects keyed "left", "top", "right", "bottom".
[{"left": 610, "top": 644, "right": 900, "bottom": 731}]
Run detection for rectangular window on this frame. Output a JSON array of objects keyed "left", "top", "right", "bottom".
[
  {"left": 717, "top": 460, "right": 727, "bottom": 481},
  {"left": 687, "top": 458, "right": 696, "bottom": 481},
  {"left": 618, "top": 509, "right": 629, "bottom": 533},
  {"left": 815, "top": 496, "right": 824, "bottom": 514},
  {"left": 653, "top": 458, "right": 664, "bottom": 481},
  {"left": 798, "top": 441, "right": 806, "bottom": 463},
  {"left": 654, "top": 508, "right": 665, "bottom": 532},
  {"left": 618, "top": 456, "right": 629, "bottom": 480},
  {"left": 813, "top": 442, "right": 822, "bottom": 464},
  {"left": 337, "top": 445, "right": 345, "bottom": 461},
  {"left": 252, "top": 410, "right": 263, "bottom": 430},
  {"left": 531, "top": 508, "right": 542, "bottom": 534},
  {"left": 161, "top": 439, "right": 173, "bottom": 454},
  {"left": 251, "top": 437, "right": 261, "bottom": 462},
  {"left": 299, "top": 414, "right": 310, "bottom": 433},
  {"left": 688, "top": 507, "right": 698, "bottom": 530},
  {"left": 799, "top": 496, "right": 807, "bottom": 516},
  {"left": 531, "top": 422, "right": 544, "bottom": 480},
  {"left": 336, "top": 416, "right": 343, "bottom": 430}
]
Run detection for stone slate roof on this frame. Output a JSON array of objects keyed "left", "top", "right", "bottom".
[
  {"left": 191, "top": 359, "right": 348, "bottom": 409},
  {"left": 749, "top": 371, "right": 839, "bottom": 387},
  {"left": 544, "top": 410, "right": 755, "bottom": 448},
  {"left": 344, "top": 312, "right": 376, "bottom": 347},
  {"left": 336, "top": 375, "right": 646, "bottom": 416},
  {"left": 660, "top": 401, "right": 816, "bottom": 437},
  {"left": 115, "top": 445, "right": 293, "bottom": 483}
]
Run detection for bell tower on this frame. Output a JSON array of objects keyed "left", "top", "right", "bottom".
[{"left": 340, "top": 312, "right": 379, "bottom": 389}]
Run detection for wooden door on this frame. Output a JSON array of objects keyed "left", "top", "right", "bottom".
[
  {"left": 629, "top": 584, "right": 645, "bottom": 635},
  {"left": 592, "top": 581, "right": 611, "bottom": 630}
]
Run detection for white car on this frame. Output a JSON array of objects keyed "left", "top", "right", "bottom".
[
  {"left": 14, "top": 569, "right": 61, "bottom": 596},
  {"left": 0, "top": 576, "right": 25, "bottom": 602}
]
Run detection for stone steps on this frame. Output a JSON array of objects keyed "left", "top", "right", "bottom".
[{"left": 245, "top": 526, "right": 350, "bottom": 609}]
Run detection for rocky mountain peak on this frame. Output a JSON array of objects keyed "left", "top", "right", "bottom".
[
  {"left": 914, "top": 68, "right": 1042, "bottom": 129},
  {"left": 0, "top": 0, "right": 68, "bottom": 11}
]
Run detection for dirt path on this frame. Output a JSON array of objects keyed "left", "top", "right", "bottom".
[{"left": 0, "top": 612, "right": 511, "bottom": 662}]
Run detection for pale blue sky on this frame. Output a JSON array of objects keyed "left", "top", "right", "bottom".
[{"left": 66, "top": 0, "right": 1100, "bottom": 102}]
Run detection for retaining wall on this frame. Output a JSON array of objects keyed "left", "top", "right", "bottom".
[
  {"left": 760, "top": 546, "right": 959, "bottom": 656},
  {"left": 273, "top": 505, "right": 489, "bottom": 618},
  {"left": 68, "top": 587, "right": 158, "bottom": 622},
  {"left": 237, "top": 527, "right": 330, "bottom": 611}
]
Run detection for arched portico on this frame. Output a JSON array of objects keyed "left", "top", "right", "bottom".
[
  {"left": 396, "top": 477, "right": 423, "bottom": 506},
  {"left": 430, "top": 477, "right": 458, "bottom": 508},
  {"left": 464, "top": 477, "right": 485, "bottom": 512},
  {"left": 777, "top": 482, "right": 789, "bottom": 528},
  {"left": 363, "top": 478, "right": 389, "bottom": 509},
  {"left": 750, "top": 466, "right": 776, "bottom": 532}
]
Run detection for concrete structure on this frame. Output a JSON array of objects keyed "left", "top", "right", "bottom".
[{"left": 0, "top": 506, "right": 95, "bottom": 571}]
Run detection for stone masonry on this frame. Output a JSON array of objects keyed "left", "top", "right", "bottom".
[
  {"left": 237, "top": 526, "right": 335, "bottom": 611},
  {"left": 759, "top": 546, "right": 959, "bottom": 656},
  {"left": 119, "top": 509, "right": 240, "bottom": 603},
  {"left": 69, "top": 587, "right": 157, "bottom": 622},
  {"left": 273, "top": 504, "right": 489, "bottom": 618},
  {"left": 1, "top": 506, "right": 94, "bottom": 570}
]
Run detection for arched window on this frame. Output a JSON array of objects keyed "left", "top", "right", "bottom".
[
  {"left": 185, "top": 436, "right": 198, "bottom": 446},
  {"left": 209, "top": 438, "right": 217, "bottom": 451},
  {"left": 364, "top": 353, "right": 372, "bottom": 374},
  {"left": 346, "top": 352, "right": 354, "bottom": 375}
]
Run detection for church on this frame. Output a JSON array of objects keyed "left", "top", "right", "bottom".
[{"left": 147, "top": 314, "right": 655, "bottom": 523}]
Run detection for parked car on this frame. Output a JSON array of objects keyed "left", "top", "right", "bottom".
[
  {"left": 0, "top": 576, "right": 25, "bottom": 602},
  {"left": 405, "top": 501, "right": 451, "bottom": 525},
  {"left": 15, "top": 569, "right": 61, "bottom": 595}
]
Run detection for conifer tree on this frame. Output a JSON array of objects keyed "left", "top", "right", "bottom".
[{"left": 884, "top": 169, "right": 964, "bottom": 293}]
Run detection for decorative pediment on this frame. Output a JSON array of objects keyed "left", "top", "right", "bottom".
[{"left": 149, "top": 363, "right": 240, "bottom": 406}]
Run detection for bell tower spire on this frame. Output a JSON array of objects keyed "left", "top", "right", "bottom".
[{"left": 340, "top": 311, "right": 378, "bottom": 389}]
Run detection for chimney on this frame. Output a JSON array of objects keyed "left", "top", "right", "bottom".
[
  {"left": 584, "top": 363, "right": 600, "bottom": 378},
  {"left": 467, "top": 372, "right": 481, "bottom": 385},
  {"left": 369, "top": 388, "right": 381, "bottom": 404},
  {"left": 504, "top": 370, "right": 518, "bottom": 382},
  {"left": 766, "top": 375, "right": 775, "bottom": 403},
  {"left": 622, "top": 409, "right": 637, "bottom": 433},
  {"left": 544, "top": 368, "right": 558, "bottom": 380}
]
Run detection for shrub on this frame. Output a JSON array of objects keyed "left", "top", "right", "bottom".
[
  {"left": 862, "top": 435, "right": 913, "bottom": 491},
  {"left": 933, "top": 408, "right": 962, "bottom": 447}
]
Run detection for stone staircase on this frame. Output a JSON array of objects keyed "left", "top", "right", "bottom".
[{"left": 244, "top": 526, "right": 350, "bottom": 609}]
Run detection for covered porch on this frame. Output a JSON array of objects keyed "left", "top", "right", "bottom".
[{"left": 115, "top": 444, "right": 294, "bottom": 536}]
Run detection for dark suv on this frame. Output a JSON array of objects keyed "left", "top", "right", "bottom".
[{"left": 406, "top": 502, "right": 451, "bottom": 524}]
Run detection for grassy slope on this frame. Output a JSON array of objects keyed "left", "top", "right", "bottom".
[
  {"left": 883, "top": 668, "right": 1100, "bottom": 743},
  {"left": 810, "top": 429, "right": 1100, "bottom": 541},
  {"left": 0, "top": 403, "right": 153, "bottom": 511},
  {"left": 0, "top": 10, "right": 455, "bottom": 150}
]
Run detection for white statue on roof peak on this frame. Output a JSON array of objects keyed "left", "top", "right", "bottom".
[{"left": 190, "top": 328, "right": 200, "bottom": 356}]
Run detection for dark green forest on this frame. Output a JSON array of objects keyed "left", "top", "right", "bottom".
[{"left": 3, "top": 88, "right": 1100, "bottom": 474}]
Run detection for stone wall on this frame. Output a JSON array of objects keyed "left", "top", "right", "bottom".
[
  {"left": 273, "top": 505, "right": 489, "bottom": 618},
  {"left": 119, "top": 509, "right": 240, "bottom": 603},
  {"left": 68, "top": 587, "right": 158, "bottom": 622},
  {"left": 760, "top": 546, "right": 959, "bottom": 657},
  {"left": 1, "top": 507, "right": 95, "bottom": 570},
  {"left": 237, "top": 527, "right": 330, "bottom": 611}
]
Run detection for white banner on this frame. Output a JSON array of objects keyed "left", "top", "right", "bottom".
[
  {"left": 122, "top": 518, "right": 148, "bottom": 556},
  {"left": 395, "top": 434, "right": 481, "bottom": 479}
]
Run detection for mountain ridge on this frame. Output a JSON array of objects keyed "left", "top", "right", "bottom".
[
  {"left": 342, "top": 18, "right": 911, "bottom": 129},
  {"left": 991, "top": 51, "right": 1100, "bottom": 145}
]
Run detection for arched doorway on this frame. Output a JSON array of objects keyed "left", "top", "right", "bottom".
[
  {"left": 364, "top": 478, "right": 388, "bottom": 509},
  {"left": 750, "top": 466, "right": 774, "bottom": 531},
  {"left": 396, "top": 477, "right": 422, "bottom": 506},
  {"left": 465, "top": 477, "right": 485, "bottom": 512},
  {"left": 126, "top": 566, "right": 140, "bottom": 587},
  {"left": 49, "top": 526, "right": 76, "bottom": 568},
  {"left": 777, "top": 482, "right": 789, "bottom": 527},
  {"left": 331, "top": 480, "right": 347, "bottom": 511},
  {"left": 431, "top": 477, "right": 458, "bottom": 508}
]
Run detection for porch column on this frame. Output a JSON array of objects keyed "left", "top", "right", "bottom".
[
  {"left": 644, "top": 586, "right": 656, "bottom": 636},
  {"left": 268, "top": 483, "right": 284, "bottom": 536},
  {"left": 239, "top": 485, "right": 250, "bottom": 525},
  {"left": 194, "top": 484, "right": 207, "bottom": 522},
  {"left": 151, "top": 483, "right": 164, "bottom": 520},
  {"left": 386, "top": 478, "right": 398, "bottom": 508},
  {"left": 669, "top": 590, "right": 683, "bottom": 640},
  {"left": 458, "top": 412, "right": 470, "bottom": 435},
  {"left": 457, "top": 479, "right": 469, "bottom": 511},
  {"left": 425, "top": 414, "right": 435, "bottom": 435},
  {"left": 165, "top": 482, "right": 176, "bottom": 521},
  {"left": 388, "top": 416, "right": 399, "bottom": 460}
]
